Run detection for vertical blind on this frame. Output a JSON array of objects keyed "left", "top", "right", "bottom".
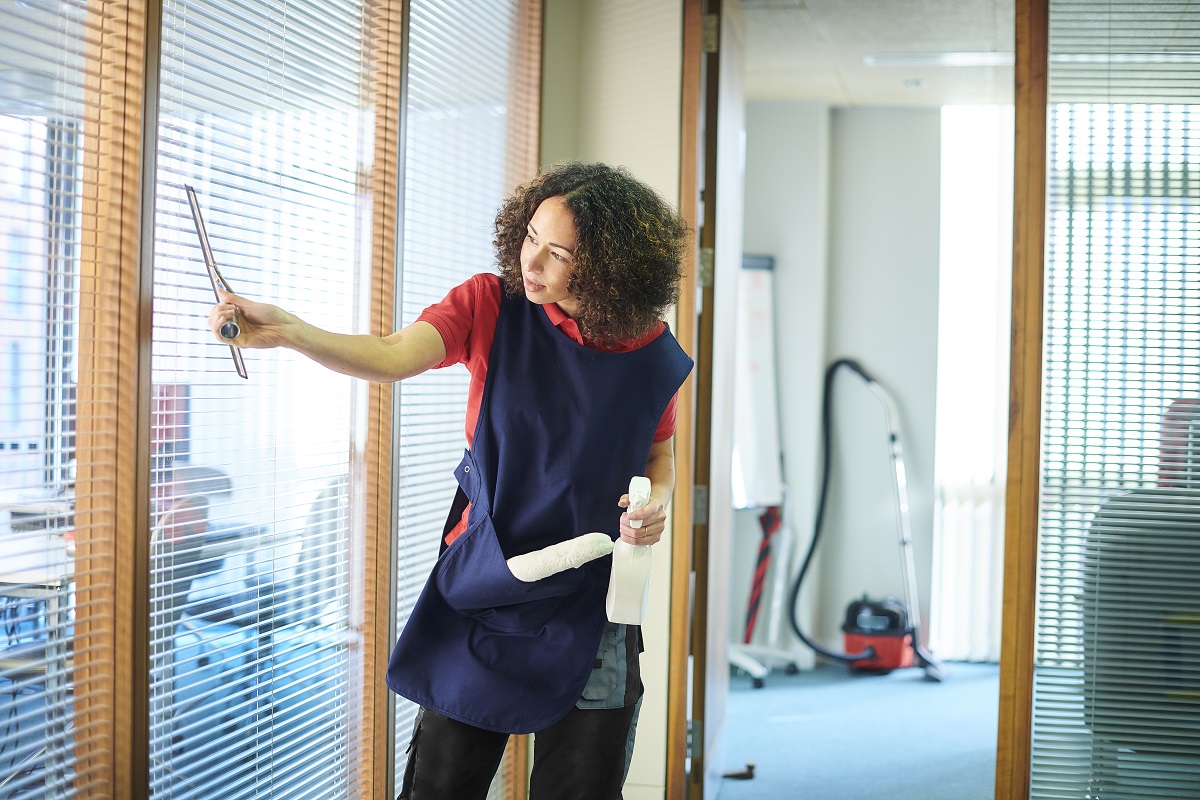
[
  {"left": 148, "top": 0, "right": 368, "bottom": 796},
  {"left": 0, "top": 1, "right": 128, "bottom": 796},
  {"left": 1031, "top": 2, "right": 1200, "bottom": 798},
  {"left": 392, "top": 1, "right": 539, "bottom": 797}
]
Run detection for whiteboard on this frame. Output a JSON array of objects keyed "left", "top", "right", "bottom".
[{"left": 731, "top": 254, "right": 784, "bottom": 509}]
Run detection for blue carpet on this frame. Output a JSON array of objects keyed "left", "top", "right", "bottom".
[{"left": 716, "top": 662, "right": 999, "bottom": 800}]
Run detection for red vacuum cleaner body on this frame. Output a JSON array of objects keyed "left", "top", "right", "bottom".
[{"left": 841, "top": 595, "right": 914, "bottom": 671}]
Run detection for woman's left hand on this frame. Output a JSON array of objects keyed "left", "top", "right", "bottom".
[{"left": 618, "top": 494, "right": 666, "bottom": 546}]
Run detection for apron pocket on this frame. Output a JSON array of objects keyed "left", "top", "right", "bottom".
[
  {"left": 578, "top": 622, "right": 622, "bottom": 702},
  {"left": 436, "top": 514, "right": 582, "bottom": 633}
]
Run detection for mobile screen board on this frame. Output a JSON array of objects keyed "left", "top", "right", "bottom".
[{"left": 185, "top": 185, "right": 248, "bottom": 379}]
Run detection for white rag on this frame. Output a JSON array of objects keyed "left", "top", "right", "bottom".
[{"left": 506, "top": 532, "right": 615, "bottom": 582}]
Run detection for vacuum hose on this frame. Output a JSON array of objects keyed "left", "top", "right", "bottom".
[{"left": 786, "top": 358, "right": 878, "bottom": 662}]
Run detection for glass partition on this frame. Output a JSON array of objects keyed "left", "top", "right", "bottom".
[{"left": 1030, "top": 3, "right": 1200, "bottom": 797}]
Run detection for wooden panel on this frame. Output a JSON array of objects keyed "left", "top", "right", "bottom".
[
  {"left": 667, "top": 1, "right": 703, "bottom": 798},
  {"left": 995, "top": 0, "right": 1047, "bottom": 797},
  {"left": 507, "top": 0, "right": 542, "bottom": 188},
  {"left": 359, "top": 0, "right": 405, "bottom": 796},
  {"left": 76, "top": 1, "right": 150, "bottom": 796},
  {"left": 506, "top": 732, "right": 530, "bottom": 800}
]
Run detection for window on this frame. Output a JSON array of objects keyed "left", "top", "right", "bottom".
[
  {"left": 930, "top": 105, "right": 1013, "bottom": 663},
  {"left": 1029, "top": 3, "right": 1200, "bottom": 796},
  {"left": 147, "top": 1, "right": 371, "bottom": 795}
]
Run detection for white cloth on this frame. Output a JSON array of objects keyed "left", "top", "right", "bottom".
[{"left": 506, "top": 532, "right": 614, "bottom": 582}]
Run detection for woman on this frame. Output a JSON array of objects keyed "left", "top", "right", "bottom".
[{"left": 208, "top": 162, "right": 693, "bottom": 799}]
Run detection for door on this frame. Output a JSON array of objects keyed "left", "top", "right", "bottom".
[{"left": 682, "top": 1, "right": 746, "bottom": 797}]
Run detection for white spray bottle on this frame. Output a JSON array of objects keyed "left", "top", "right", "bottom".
[{"left": 606, "top": 476, "right": 654, "bottom": 625}]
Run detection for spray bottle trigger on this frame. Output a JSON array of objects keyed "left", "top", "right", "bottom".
[{"left": 627, "top": 475, "right": 652, "bottom": 529}]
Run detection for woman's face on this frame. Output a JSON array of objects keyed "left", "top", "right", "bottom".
[{"left": 521, "top": 195, "right": 580, "bottom": 317}]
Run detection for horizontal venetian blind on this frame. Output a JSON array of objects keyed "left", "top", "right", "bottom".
[
  {"left": 0, "top": 1, "right": 140, "bottom": 796},
  {"left": 148, "top": 0, "right": 369, "bottom": 797},
  {"left": 1031, "top": 2, "right": 1200, "bottom": 798},
  {"left": 392, "top": 1, "right": 539, "bottom": 797}
]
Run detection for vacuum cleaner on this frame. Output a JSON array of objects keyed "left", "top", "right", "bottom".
[{"left": 787, "top": 358, "right": 946, "bottom": 682}]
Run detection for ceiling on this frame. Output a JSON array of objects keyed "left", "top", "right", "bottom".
[{"left": 742, "top": 0, "right": 1016, "bottom": 107}]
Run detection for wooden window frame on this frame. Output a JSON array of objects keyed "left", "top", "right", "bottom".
[
  {"left": 67, "top": 1, "right": 546, "bottom": 798},
  {"left": 75, "top": 1, "right": 153, "bottom": 795},
  {"left": 360, "top": 0, "right": 408, "bottom": 796}
]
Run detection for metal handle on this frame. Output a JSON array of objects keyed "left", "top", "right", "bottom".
[{"left": 219, "top": 317, "right": 240, "bottom": 340}]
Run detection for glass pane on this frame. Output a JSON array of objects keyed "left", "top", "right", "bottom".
[
  {"left": 1, "top": 1, "right": 95, "bottom": 796},
  {"left": 148, "top": 1, "right": 367, "bottom": 796}
]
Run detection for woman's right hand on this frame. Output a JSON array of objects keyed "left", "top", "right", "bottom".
[
  {"left": 208, "top": 290, "right": 297, "bottom": 349},
  {"left": 208, "top": 288, "right": 446, "bottom": 383}
]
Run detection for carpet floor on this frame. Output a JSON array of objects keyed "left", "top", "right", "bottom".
[{"left": 715, "top": 661, "right": 1000, "bottom": 800}]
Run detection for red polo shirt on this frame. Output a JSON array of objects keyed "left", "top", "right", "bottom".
[{"left": 417, "top": 272, "right": 679, "bottom": 543}]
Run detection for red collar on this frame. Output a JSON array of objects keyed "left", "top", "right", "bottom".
[
  {"left": 542, "top": 302, "right": 662, "bottom": 352},
  {"left": 543, "top": 302, "right": 584, "bottom": 345}
]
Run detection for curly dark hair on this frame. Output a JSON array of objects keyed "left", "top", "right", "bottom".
[{"left": 494, "top": 162, "right": 687, "bottom": 346}]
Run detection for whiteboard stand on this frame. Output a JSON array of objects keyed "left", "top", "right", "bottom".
[
  {"left": 729, "top": 258, "right": 807, "bottom": 686},
  {"left": 728, "top": 645, "right": 770, "bottom": 686},
  {"left": 729, "top": 509, "right": 805, "bottom": 688},
  {"left": 729, "top": 645, "right": 801, "bottom": 688}
]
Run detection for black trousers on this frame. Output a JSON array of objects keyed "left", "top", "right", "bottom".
[{"left": 398, "top": 701, "right": 641, "bottom": 800}]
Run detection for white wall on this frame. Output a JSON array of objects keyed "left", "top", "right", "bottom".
[
  {"left": 735, "top": 102, "right": 831, "bottom": 668},
  {"left": 543, "top": 0, "right": 682, "bottom": 193},
  {"left": 737, "top": 105, "right": 942, "bottom": 658},
  {"left": 822, "top": 109, "right": 940, "bottom": 646},
  {"left": 541, "top": 2, "right": 683, "bottom": 798}
]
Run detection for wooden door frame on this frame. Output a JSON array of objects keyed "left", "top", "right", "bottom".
[
  {"left": 669, "top": 0, "right": 724, "bottom": 797},
  {"left": 666, "top": 1, "right": 704, "bottom": 799},
  {"left": 668, "top": 1, "right": 1053, "bottom": 798},
  {"left": 995, "top": 0, "right": 1047, "bottom": 797}
]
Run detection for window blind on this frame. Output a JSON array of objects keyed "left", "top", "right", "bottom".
[
  {"left": 148, "top": 0, "right": 370, "bottom": 796},
  {"left": 393, "top": 1, "right": 539, "bottom": 796},
  {"left": 0, "top": 1, "right": 136, "bottom": 796},
  {"left": 1031, "top": 2, "right": 1200, "bottom": 797}
]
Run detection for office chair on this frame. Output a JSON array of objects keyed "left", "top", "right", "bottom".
[
  {"left": 1081, "top": 399, "right": 1200, "bottom": 797},
  {"left": 149, "top": 485, "right": 262, "bottom": 799},
  {"left": 157, "top": 476, "right": 351, "bottom": 800}
]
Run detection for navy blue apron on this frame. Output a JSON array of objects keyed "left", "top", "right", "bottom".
[{"left": 386, "top": 287, "right": 693, "bottom": 733}]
